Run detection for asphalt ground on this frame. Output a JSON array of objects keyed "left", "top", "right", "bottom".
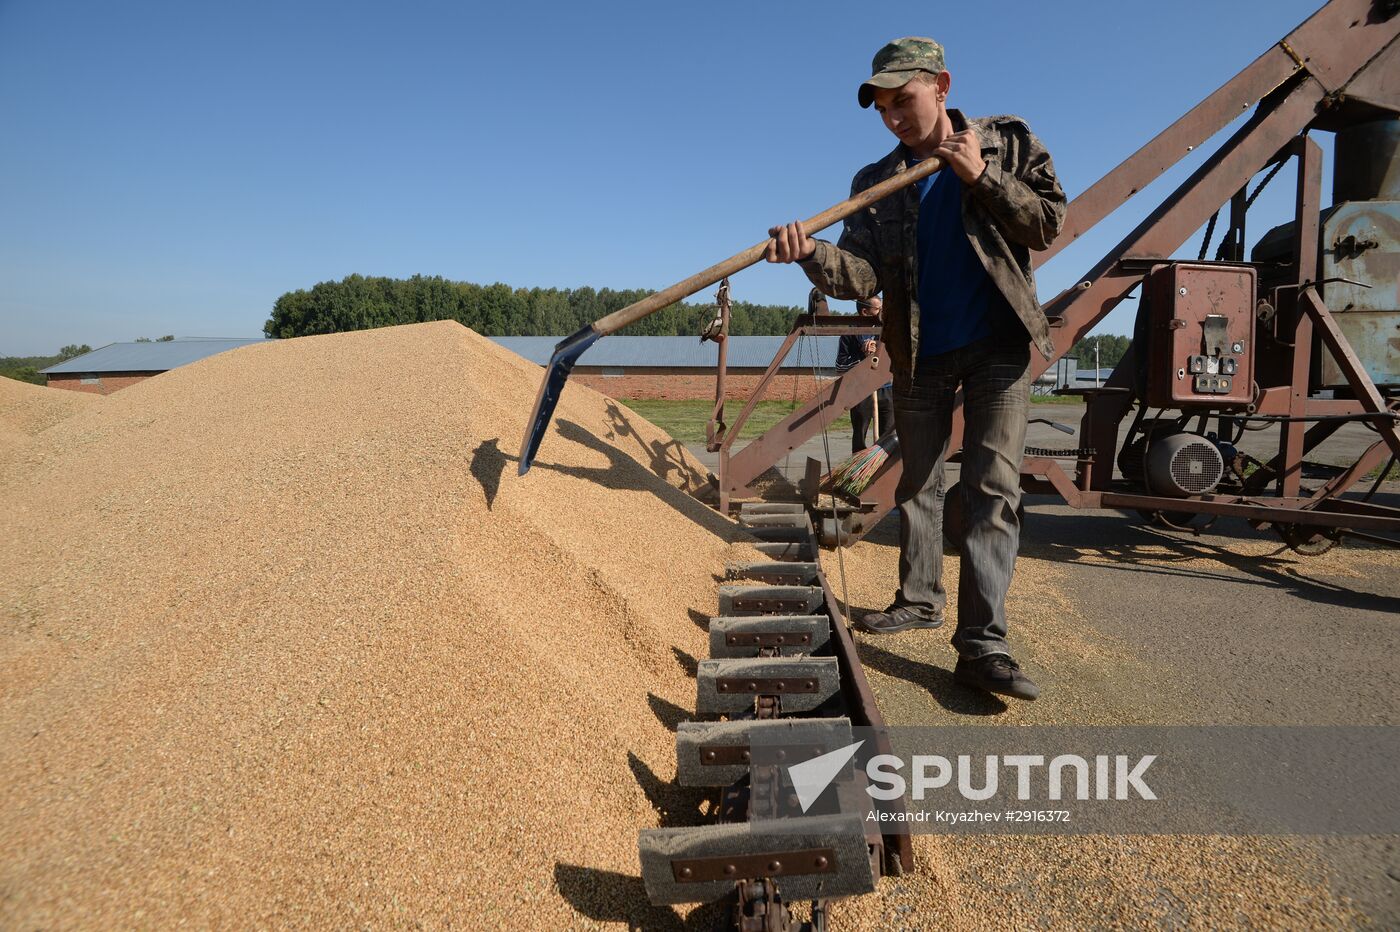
[
  {"left": 683, "top": 406, "right": 1400, "bottom": 926},
  {"left": 828, "top": 494, "right": 1399, "bottom": 926},
  {"left": 1033, "top": 496, "right": 1399, "bottom": 923}
]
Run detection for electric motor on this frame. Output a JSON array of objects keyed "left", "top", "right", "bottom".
[{"left": 1146, "top": 432, "right": 1225, "bottom": 498}]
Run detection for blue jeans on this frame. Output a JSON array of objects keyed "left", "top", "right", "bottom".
[{"left": 892, "top": 337, "right": 1031, "bottom": 660}]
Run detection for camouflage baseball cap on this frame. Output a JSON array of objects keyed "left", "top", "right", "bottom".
[{"left": 858, "top": 37, "right": 945, "bottom": 109}]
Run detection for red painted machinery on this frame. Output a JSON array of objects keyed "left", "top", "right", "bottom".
[{"left": 715, "top": 0, "right": 1400, "bottom": 556}]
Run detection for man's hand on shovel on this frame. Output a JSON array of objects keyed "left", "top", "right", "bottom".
[
  {"left": 765, "top": 221, "right": 817, "bottom": 264},
  {"left": 516, "top": 155, "right": 943, "bottom": 476}
]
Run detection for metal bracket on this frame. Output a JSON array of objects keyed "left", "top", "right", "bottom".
[
  {"left": 1202, "top": 313, "right": 1229, "bottom": 356},
  {"left": 696, "top": 744, "right": 828, "bottom": 767},
  {"left": 715, "top": 677, "right": 821, "bottom": 695},
  {"left": 730, "top": 598, "right": 814, "bottom": 614},
  {"left": 672, "top": 849, "right": 838, "bottom": 883},
  {"left": 725, "top": 632, "right": 813, "bottom": 649}
]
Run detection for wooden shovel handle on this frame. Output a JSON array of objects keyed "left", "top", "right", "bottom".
[{"left": 594, "top": 156, "right": 943, "bottom": 335}]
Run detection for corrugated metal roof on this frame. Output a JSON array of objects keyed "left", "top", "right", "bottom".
[
  {"left": 42, "top": 338, "right": 267, "bottom": 374},
  {"left": 490, "top": 335, "right": 840, "bottom": 369},
  {"left": 42, "top": 334, "right": 839, "bottom": 375}
]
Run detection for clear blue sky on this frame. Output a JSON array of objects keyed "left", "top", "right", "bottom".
[{"left": 1, "top": 0, "right": 1332, "bottom": 355}]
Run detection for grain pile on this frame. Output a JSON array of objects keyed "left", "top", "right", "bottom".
[
  {"left": 0, "top": 321, "right": 755, "bottom": 927},
  {"left": 0, "top": 376, "right": 94, "bottom": 456}
]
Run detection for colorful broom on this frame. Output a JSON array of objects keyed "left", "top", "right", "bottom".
[{"left": 821, "top": 431, "right": 901, "bottom": 499}]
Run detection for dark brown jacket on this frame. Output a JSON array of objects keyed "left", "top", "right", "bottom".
[{"left": 799, "top": 109, "right": 1065, "bottom": 385}]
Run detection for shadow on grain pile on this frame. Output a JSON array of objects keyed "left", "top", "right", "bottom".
[{"left": 0, "top": 321, "right": 764, "bottom": 927}]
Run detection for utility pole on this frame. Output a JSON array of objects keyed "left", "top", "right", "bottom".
[{"left": 1095, "top": 339, "right": 1101, "bottom": 387}]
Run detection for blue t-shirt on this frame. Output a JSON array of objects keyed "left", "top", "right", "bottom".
[{"left": 912, "top": 160, "right": 1021, "bottom": 357}]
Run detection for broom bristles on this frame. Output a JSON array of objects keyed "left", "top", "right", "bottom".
[{"left": 820, "top": 432, "right": 901, "bottom": 498}]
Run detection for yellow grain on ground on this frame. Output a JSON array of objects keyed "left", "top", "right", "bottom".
[
  {"left": 2, "top": 329, "right": 1378, "bottom": 928},
  {"left": 843, "top": 834, "right": 1359, "bottom": 930},
  {"left": 0, "top": 321, "right": 748, "bottom": 928},
  {"left": 821, "top": 523, "right": 1362, "bottom": 929},
  {"left": 825, "top": 531, "right": 1163, "bottom": 727}
]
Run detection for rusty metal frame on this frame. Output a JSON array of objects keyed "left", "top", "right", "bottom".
[
  {"left": 659, "top": 7, "right": 1400, "bottom": 924},
  {"left": 716, "top": 314, "right": 887, "bottom": 511},
  {"left": 814, "top": 546, "right": 915, "bottom": 876},
  {"left": 1031, "top": 1, "right": 1400, "bottom": 537},
  {"left": 718, "top": 0, "right": 1400, "bottom": 548},
  {"left": 1042, "top": 107, "right": 1400, "bottom": 538},
  {"left": 1036, "top": 119, "right": 1400, "bottom": 536},
  {"left": 1040, "top": 0, "right": 1400, "bottom": 274},
  {"left": 704, "top": 279, "right": 733, "bottom": 450}
]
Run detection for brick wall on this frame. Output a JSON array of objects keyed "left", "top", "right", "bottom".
[
  {"left": 573, "top": 367, "right": 833, "bottom": 401},
  {"left": 46, "top": 372, "right": 155, "bottom": 395}
]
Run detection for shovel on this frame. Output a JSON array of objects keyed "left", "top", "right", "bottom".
[{"left": 517, "top": 155, "right": 945, "bottom": 475}]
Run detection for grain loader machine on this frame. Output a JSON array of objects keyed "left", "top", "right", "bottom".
[
  {"left": 516, "top": 2, "right": 1400, "bottom": 928},
  {"left": 696, "top": 0, "right": 1400, "bottom": 556}
]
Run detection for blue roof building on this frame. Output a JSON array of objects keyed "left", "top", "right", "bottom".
[
  {"left": 42, "top": 338, "right": 267, "bottom": 394},
  {"left": 41, "top": 330, "right": 842, "bottom": 399},
  {"left": 488, "top": 335, "right": 838, "bottom": 371}
]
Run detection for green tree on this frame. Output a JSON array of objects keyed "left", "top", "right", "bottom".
[
  {"left": 58, "top": 344, "right": 91, "bottom": 361},
  {"left": 262, "top": 274, "right": 806, "bottom": 339},
  {"left": 1069, "top": 334, "right": 1130, "bottom": 370},
  {"left": 536, "top": 290, "right": 576, "bottom": 334},
  {"left": 1, "top": 365, "right": 44, "bottom": 385}
]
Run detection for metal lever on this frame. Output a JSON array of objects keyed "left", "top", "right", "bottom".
[{"left": 1028, "top": 417, "right": 1076, "bottom": 435}]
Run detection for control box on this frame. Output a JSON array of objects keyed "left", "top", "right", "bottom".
[{"left": 1145, "top": 263, "right": 1256, "bottom": 408}]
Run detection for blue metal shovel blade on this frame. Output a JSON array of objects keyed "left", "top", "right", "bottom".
[{"left": 517, "top": 324, "right": 602, "bottom": 475}]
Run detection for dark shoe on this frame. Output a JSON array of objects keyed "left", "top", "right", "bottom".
[
  {"left": 954, "top": 653, "right": 1040, "bottom": 701},
  {"left": 855, "top": 605, "right": 944, "bottom": 635}
]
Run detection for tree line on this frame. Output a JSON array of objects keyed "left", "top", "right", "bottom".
[
  {"left": 1, "top": 345, "right": 92, "bottom": 385},
  {"left": 263, "top": 276, "right": 1134, "bottom": 365},
  {"left": 262, "top": 274, "right": 805, "bottom": 339},
  {"left": 3, "top": 296, "right": 1131, "bottom": 387},
  {"left": 1067, "top": 333, "right": 1130, "bottom": 370}
]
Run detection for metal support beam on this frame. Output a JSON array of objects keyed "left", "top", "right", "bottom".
[
  {"left": 1281, "top": 136, "right": 1324, "bottom": 497},
  {"left": 1299, "top": 288, "right": 1400, "bottom": 460}
]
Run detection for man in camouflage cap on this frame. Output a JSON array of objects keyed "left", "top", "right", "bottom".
[{"left": 766, "top": 37, "right": 1066, "bottom": 701}]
